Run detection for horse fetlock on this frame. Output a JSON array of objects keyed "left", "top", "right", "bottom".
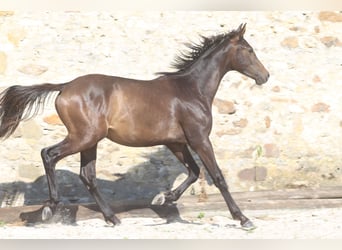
[
  {"left": 164, "top": 191, "right": 178, "bottom": 202},
  {"left": 44, "top": 199, "right": 62, "bottom": 207},
  {"left": 152, "top": 191, "right": 178, "bottom": 206}
]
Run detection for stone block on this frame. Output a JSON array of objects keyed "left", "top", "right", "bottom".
[
  {"left": 281, "top": 37, "right": 299, "bottom": 48},
  {"left": 264, "top": 144, "right": 280, "bottom": 158},
  {"left": 320, "top": 36, "right": 342, "bottom": 47},
  {"left": 318, "top": 11, "right": 342, "bottom": 22},
  {"left": 216, "top": 128, "right": 242, "bottom": 136},
  {"left": 0, "top": 11, "right": 14, "bottom": 16},
  {"left": 43, "top": 114, "right": 63, "bottom": 125},
  {"left": 7, "top": 28, "right": 26, "bottom": 47},
  {"left": 271, "top": 86, "right": 281, "bottom": 92},
  {"left": 312, "top": 75, "right": 321, "bottom": 83},
  {"left": 18, "top": 164, "right": 44, "bottom": 182},
  {"left": 18, "top": 120, "right": 43, "bottom": 140},
  {"left": 0, "top": 51, "right": 7, "bottom": 74},
  {"left": 213, "top": 98, "right": 236, "bottom": 114},
  {"left": 238, "top": 167, "right": 267, "bottom": 182},
  {"left": 264, "top": 116, "right": 271, "bottom": 128},
  {"left": 18, "top": 64, "right": 48, "bottom": 76},
  {"left": 311, "top": 102, "right": 330, "bottom": 113},
  {"left": 233, "top": 118, "right": 248, "bottom": 128}
]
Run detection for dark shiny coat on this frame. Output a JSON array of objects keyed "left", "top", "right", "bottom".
[{"left": 0, "top": 24, "right": 269, "bottom": 228}]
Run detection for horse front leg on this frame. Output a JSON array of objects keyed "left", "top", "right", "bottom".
[
  {"left": 152, "top": 143, "right": 200, "bottom": 205},
  {"left": 189, "top": 136, "right": 255, "bottom": 229}
]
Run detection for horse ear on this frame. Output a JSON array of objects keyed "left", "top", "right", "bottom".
[
  {"left": 238, "top": 23, "right": 247, "bottom": 38},
  {"left": 230, "top": 23, "right": 247, "bottom": 43}
]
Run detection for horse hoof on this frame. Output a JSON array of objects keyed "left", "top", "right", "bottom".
[
  {"left": 105, "top": 216, "right": 121, "bottom": 226},
  {"left": 42, "top": 206, "right": 53, "bottom": 221},
  {"left": 241, "top": 220, "right": 256, "bottom": 231},
  {"left": 151, "top": 193, "right": 166, "bottom": 205}
]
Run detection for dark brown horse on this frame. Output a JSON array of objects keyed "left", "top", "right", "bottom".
[{"left": 0, "top": 24, "right": 269, "bottom": 229}]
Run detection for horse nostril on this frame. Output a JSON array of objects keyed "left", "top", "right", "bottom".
[{"left": 265, "top": 72, "right": 270, "bottom": 81}]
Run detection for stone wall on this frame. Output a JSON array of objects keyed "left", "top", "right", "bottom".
[{"left": 0, "top": 11, "right": 341, "bottom": 207}]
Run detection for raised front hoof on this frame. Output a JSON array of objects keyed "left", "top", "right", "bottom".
[
  {"left": 42, "top": 206, "right": 53, "bottom": 222},
  {"left": 151, "top": 193, "right": 166, "bottom": 205},
  {"left": 241, "top": 220, "right": 257, "bottom": 231}
]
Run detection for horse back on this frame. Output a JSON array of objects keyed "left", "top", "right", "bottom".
[{"left": 56, "top": 74, "right": 187, "bottom": 147}]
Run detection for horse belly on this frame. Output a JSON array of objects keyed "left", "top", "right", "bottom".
[{"left": 107, "top": 117, "right": 185, "bottom": 147}]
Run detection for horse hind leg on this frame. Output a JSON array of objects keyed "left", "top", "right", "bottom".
[
  {"left": 79, "top": 144, "right": 120, "bottom": 225},
  {"left": 40, "top": 133, "right": 105, "bottom": 222},
  {"left": 152, "top": 143, "right": 200, "bottom": 205},
  {"left": 40, "top": 137, "right": 79, "bottom": 221}
]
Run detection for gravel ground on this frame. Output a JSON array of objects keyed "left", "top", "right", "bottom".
[{"left": 0, "top": 207, "right": 341, "bottom": 239}]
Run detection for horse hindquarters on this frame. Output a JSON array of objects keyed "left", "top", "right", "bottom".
[{"left": 41, "top": 86, "right": 119, "bottom": 223}]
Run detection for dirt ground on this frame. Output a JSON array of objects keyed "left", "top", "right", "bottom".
[{"left": 0, "top": 207, "right": 341, "bottom": 239}]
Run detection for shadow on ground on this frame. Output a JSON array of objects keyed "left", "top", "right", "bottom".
[{"left": 0, "top": 146, "right": 210, "bottom": 225}]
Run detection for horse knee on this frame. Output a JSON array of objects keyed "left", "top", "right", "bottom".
[
  {"left": 41, "top": 147, "right": 54, "bottom": 168},
  {"left": 41, "top": 147, "right": 48, "bottom": 159}
]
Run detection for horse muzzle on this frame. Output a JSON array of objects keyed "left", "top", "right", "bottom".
[{"left": 255, "top": 72, "right": 270, "bottom": 85}]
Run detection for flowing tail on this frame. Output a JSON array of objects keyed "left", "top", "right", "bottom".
[{"left": 0, "top": 83, "right": 66, "bottom": 139}]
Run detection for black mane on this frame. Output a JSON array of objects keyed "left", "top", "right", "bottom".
[{"left": 157, "top": 28, "right": 241, "bottom": 76}]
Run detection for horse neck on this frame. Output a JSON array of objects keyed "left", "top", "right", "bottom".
[{"left": 185, "top": 43, "right": 232, "bottom": 106}]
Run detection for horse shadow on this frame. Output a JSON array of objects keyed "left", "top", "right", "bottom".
[{"left": 0, "top": 146, "right": 209, "bottom": 225}]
